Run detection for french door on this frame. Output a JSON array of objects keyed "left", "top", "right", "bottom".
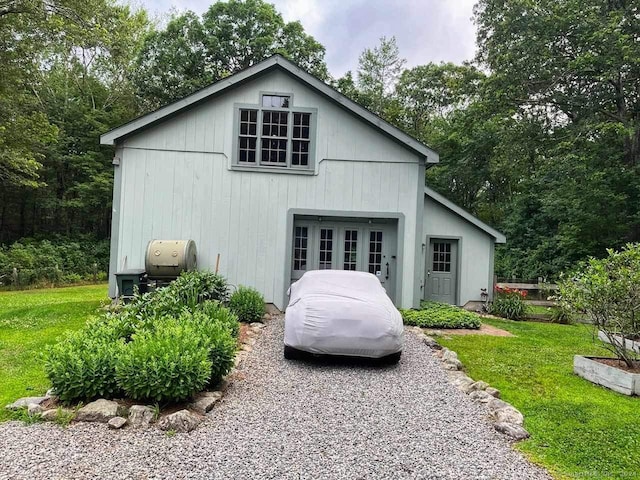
[{"left": 291, "top": 220, "right": 397, "bottom": 301}]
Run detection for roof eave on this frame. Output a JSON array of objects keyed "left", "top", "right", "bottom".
[
  {"left": 100, "top": 55, "right": 439, "bottom": 163},
  {"left": 424, "top": 186, "right": 506, "bottom": 243},
  {"left": 100, "top": 57, "right": 282, "bottom": 146}
]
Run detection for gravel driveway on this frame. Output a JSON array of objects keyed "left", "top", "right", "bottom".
[{"left": 0, "top": 317, "right": 550, "bottom": 480}]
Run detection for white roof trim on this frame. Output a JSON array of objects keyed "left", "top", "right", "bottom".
[
  {"left": 100, "top": 55, "right": 439, "bottom": 162},
  {"left": 425, "top": 186, "right": 506, "bottom": 243}
]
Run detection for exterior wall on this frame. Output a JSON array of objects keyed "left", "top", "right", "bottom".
[
  {"left": 423, "top": 196, "right": 494, "bottom": 306},
  {"left": 109, "top": 69, "right": 423, "bottom": 309}
]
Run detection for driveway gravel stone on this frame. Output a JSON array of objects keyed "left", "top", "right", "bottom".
[{"left": 0, "top": 317, "right": 550, "bottom": 480}]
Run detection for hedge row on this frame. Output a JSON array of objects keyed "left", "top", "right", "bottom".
[{"left": 0, "top": 237, "right": 110, "bottom": 287}]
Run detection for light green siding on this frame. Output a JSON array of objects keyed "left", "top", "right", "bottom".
[
  {"left": 110, "top": 69, "right": 423, "bottom": 309},
  {"left": 423, "top": 196, "right": 494, "bottom": 306}
]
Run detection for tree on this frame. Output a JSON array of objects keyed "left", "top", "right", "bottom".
[
  {"left": 135, "top": 0, "right": 328, "bottom": 110},
  {"left": 558, "top": 244, "right": 640, "bottom": 368},
  {"left": 473, "top": 0, "right": 640, "bottom": 278},
  {"left": 0, "top": 0, "right": 150, "bottom": 242},
  {"left": 356, "top": 36, "right": 405, "bottom": 116},
  {"left": 475, "top": 0, "right": 640, "bottom": 165}
]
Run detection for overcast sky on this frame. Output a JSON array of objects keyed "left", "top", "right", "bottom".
[{"left": 136, "top": 0, "right": 478, "bottom": 77}]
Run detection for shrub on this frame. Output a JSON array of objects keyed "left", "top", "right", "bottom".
[
  {"left": 558, "top": 243, "right": 640, "bottom": 368},
  {"left": 400, "top": 302, "right": 481, "bottom": 329},
  {"left": 184, "top": 312, "right": 237, "bottom": 386},
  {"left": 0, "top": 237, "right": 109, "bottom": 288},
  {"left": 119, "top": 270, "right": 229, "bottom": 321},
  {"left": 229, "top": 286, "right": 265, "bottom": 323},
  {"left": 195, "top": 301, "right": 241, "bottom": 339},
  {"left": 549, "top": 306, "right": 573, "bottom": 324},
  {"left": 489, "top": 286, "right": 528, "bottom": 320},
  {"left": 45, "top": 270, "right": 236, "bottom": 404},
  {"left": 171, "top": 270, "right": 229, "bottom": 305},
  {"left": 45, "top": 321, "right": 124, "bottom": 403},
  {"left": 116, "top": 318, "right": 212, "bottom": 403}
]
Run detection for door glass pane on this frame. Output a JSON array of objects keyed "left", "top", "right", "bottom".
[
  {"left": 319, "top": 228, "right": 333, "bottom": 269},
  {"left": 293, "top": 227, "right": 308, "bottom": 270},
  {"left": 368, "top": 231, "right": 383, "bottom": 274},
  {"left": 343, "top": 230, "right": 358, "bottom": 270},
  {"left": 432, "top": 242, "right": 451, "bottom": 273}
]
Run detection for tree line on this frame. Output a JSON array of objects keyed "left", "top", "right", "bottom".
[{"left": 1, "top": 0, "right": 638, "bottom": 280}]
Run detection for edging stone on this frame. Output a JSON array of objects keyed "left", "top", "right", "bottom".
[{"left": 410, "top": 326, "right": 530, "bottom": 442}]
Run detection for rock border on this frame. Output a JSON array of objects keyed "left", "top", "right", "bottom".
[
  {"left": 408, "top": 326, "right": 530, "bottom": 441},
  {"left": 5, "top": 317, "right": 269, "bottom": 434}
]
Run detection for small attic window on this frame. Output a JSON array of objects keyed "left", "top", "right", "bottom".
[{"left": 262, "top": 94, "right": 290, "bottom": 108}]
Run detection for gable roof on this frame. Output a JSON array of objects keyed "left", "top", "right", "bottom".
[
  {"left": 425, "top": 186, "right": 506, "bottom": 243},
  {"left": 100, "top": 55, "right": 439, "bottom": 163}
]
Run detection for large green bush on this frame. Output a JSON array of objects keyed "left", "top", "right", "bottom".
[
  {"left": 229, "top": 286, "right": 265, "bottom": 323},
  {"left": 116, "top": 317, "right": 212, "bottom": 403},
  {"left": 400, "top": 301, "right": 481, "bottom": 329},
  {"left": 45, "top": 270, "right": 243, "bottom": 403},
  {"left": 0, "top": 237, "right": 109, "bottom": 288},
  {"left": 45, "top": 320, "right": 124, "bottom": 403}
]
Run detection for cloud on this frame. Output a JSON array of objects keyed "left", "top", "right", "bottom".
[{"left": 136, "top": 0, "right": 478, "bottom": 77}]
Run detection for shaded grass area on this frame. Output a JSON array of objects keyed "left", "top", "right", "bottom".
[
  {"left": 0, "top": 285, "right": 108, "bottom": 420},
  {"left": 438, "top": 319, "right": 640, "bottom": 479}
]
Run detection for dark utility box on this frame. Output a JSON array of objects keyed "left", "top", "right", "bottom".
[{"left": 115, "top": 269, "right": 147, "bottom": 299}]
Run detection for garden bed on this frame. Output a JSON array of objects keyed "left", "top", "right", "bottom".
[
  {"left": 400, "top": 301, "right": 481, "bottom": 329},
  {"left": 574, "top": 355, "right": 640, "bottom": 396},
  {"left": 4, "top": 271, "right": 269, "bottom": 431},
  {"left": 598, "top": 330, "right": 640, "bottom": 354}
]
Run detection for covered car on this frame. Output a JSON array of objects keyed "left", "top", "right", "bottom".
[{"left": 284, "top": 270, "right": 404, "bottom": 362}]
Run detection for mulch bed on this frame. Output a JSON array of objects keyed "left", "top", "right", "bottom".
[
  {"left": 593, "top": 358, "right": 640, "bottom": 374},
  {"left": 425, "top": 323, "right": 514, "bottom": 337}
]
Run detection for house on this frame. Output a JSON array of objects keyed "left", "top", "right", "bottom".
[{"left": 101, "top": 55, "right": 505, "bottom": 310}]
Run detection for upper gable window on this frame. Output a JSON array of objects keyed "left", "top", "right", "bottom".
[
  {"left": 262, "top": 94, "right": 290, "bottom": 108},
  {"left": 234, "top": 93, "right": 316, "bottom": 173}
]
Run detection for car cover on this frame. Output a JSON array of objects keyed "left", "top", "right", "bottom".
[{"left": 284, "top": 270, "right": 404, "bottom": 358}]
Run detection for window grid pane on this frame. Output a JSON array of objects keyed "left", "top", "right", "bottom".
[
  {"left": 319, "top": 228, "right": 334, "bottom": 270},
  {"left": 432, "top": 242, "right": 451, "bottom": 272},
  {"left": 238, "top": 109, "right": 258, "bottom": 163},
  {"left": 293, "top": 227, "right": 308, "bottom": 271},
  {"left": 262, "top": 111, "right": 288, "bottom": 138},
  {"left": 343, "top": 230, "right": 358, "bottom": 270},
  {"left": 368, "top": 231, "right": 383, "bottom": 274},
  {"left": 261, "top": 110, "right": 288, "bottom": 165},
  {"left": 292, "top": 112, "right": 311, "bottom": 167}
]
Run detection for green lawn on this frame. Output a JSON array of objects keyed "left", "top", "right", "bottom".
[
  {"left": 0, "top": 284, "right": 108, "bottom": 420},
  {"left": 439, "top": 319, "right": 640, "bottom": 480},
  {"left": 527, "top": 304, "right": 555, "bottom": 315}
]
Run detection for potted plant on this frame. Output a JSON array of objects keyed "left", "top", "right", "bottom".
[{"left": 558, "top": 244, "right": 640, "bottom": 395}]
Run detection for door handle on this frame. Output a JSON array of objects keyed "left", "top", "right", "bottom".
[{"left": 386, "top": 262, "right": 389, "bottom": 279}]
